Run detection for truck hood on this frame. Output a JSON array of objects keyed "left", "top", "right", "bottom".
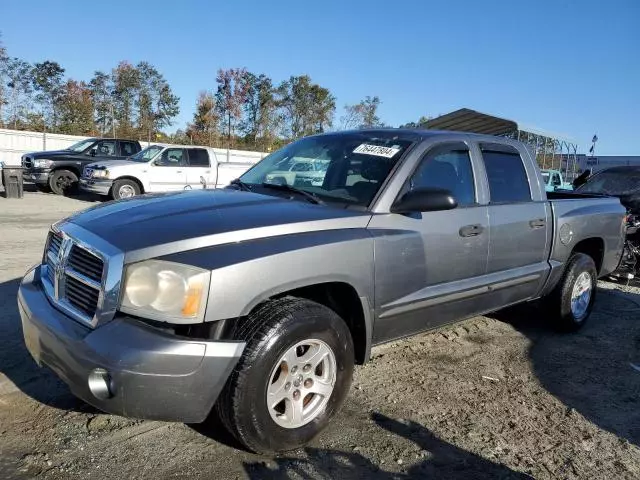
[
  {"left": 63, "top": 189, "right": 371, "bottom": 257},
  {"left": 27, "top": 150, "right": 76, "bottom": 159},
  {"left": 87, "top": 159, "right": 139, "bottom": 170}
]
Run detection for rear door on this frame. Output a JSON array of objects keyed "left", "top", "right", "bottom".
[
  {"left": 185, "top": 148, "right": 213, "bottom": 189},
  {"left": 148, "top": 148, "right": 188, "bottom": 192},
  {"left": 480, "top": 143, "right": 551, "bottom": 302}
]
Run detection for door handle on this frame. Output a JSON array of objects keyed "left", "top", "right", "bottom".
[
  {"left": 459, "top": 224, "right": 484, "bottom": 237},
  {"left": 529, "top": 219, "right": 546, "bottom": 229},
  {"left": 176, "top": 170, "right": 183, "bottom": 173}
]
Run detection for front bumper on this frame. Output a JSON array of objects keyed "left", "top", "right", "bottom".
[
  {"left": 18, "top": 266, "right": 244, "bottom": 423},
  {"left": 79, "top": 178, "right": 113, "bottom": 195},
  {"left": 22, "top": 169, "right": 50, "bottom": 184}
]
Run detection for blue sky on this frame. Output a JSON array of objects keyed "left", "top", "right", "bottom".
[{"left": 2, "top": 0, "right": 638, "bottom": 155}]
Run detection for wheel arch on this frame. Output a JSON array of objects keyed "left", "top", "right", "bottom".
[
  {"left": 51, "top": 165, "right": 81, "bottom": 178},
  {"left": 571, "top": 237, "right": 604, "bottom": 273},
  {"left": 246, "top": 281, "right": 373, "bottom": 365},
  {"left": 113, "top": 175, "right": 145, "bottom": 194}
]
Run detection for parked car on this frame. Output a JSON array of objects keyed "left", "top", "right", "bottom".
[
  {"left": 541, "top": 168, "right": 573, "bottom": 192},
  {"left": 21, "top": 138, "right": 142, "bottom": 195},
  {"left": 264, "top": 158, "right": 329, "bottom": 187},
  {"left": 79, "top": 144, "right": 255, "bottom": 200},
  {"left": 18, "top": 129, "right": 625, "bottom": 454},
  {"left": 575, "top": 166, "right": 640, "bottom": 279}
]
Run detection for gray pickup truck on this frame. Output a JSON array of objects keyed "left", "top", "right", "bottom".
[{"left": 18, "top": 129, "right": 625, "bottom": 453}]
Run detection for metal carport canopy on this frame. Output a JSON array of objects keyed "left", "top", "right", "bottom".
[{"left": 423, "top": 108, "right": 519, "bottom": 136}]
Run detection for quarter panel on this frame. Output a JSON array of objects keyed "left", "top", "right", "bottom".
[{"left": 546, "top": 198, "right": 625, "bottom": 283}]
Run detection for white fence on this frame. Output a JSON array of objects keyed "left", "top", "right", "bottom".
[{"left": 0, "top": 128, "right": 267, "bottom": 166}]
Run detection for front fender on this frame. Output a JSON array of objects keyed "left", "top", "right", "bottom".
[{"left": 158, "top": 229, "right": 375, "bottom": 323}]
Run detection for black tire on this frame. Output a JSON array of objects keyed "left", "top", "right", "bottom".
[
  {"left": 49, "top": 170, "right": 78, "bottom": 195},
  {"left": 216, "top": 297, "right": 354, "bottom": 454},
  {"left": 542, "top": 253, "right": 598, "bottom": 332},
  {"left": 110, "top": 179, "right": 140, "bottom": 200}
]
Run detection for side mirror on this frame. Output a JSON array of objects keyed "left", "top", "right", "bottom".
[
  {"left": 391, "top": 188, "right": 457, "bottom": 214},
  {"left": 89, "top": 148, "right": 97, "bottom": 157}
]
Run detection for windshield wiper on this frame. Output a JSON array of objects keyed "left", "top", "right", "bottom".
[
  {"left": 230, "top": 178, "right": 252, "bottom": 191},
  {"left": 261, "top": 182, "right": 325, "bottom": 205}
]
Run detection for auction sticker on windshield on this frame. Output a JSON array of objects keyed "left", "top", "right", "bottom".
[{"left": 353, "top": 144, "right": 402, "bottom": 158}]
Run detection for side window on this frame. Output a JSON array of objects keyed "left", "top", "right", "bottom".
[
  {"left": 120, "top": 141, "right": 137, "bottom": 157},
  {"left": 481, "top": 147, "right": 531, "bottom": 203},
  {"left": 94, "top": 140, "right": 117, "bottom": 157},
  {"left": 406, "top": 144, "right": 476, "bottom": 207},
  {"left": 186, "top": 148, "right": 210, "bottom": 167},
  {"left": 552, "top": 173, "right": 561, "bottom": 186},
  {"left": 157, "top": 148, "right": 186, "bottom": 167}
]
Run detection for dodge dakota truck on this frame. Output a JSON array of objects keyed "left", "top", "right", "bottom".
[
  {"left": 21, "top": 138, "right": 142, "bottom": 194},
  {"left": 18, "top": 129, "right": 626, "bottom": 454},
  {"left": 79, "top": 144, "right": 256, "bottom": 200}
]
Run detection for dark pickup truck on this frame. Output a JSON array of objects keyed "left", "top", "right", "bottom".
[{"left": 21, "top": 138, "right": 142, "bottom": 194}]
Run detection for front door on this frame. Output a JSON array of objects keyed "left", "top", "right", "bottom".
[
  {"left": 148, "top": 148, "right": 187, "bottom": 192},
  {"left": 369, "top": 142, "right": 490, "bottom": 343}
]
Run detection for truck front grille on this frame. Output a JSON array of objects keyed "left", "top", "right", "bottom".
[
  {"left": 68, "top": 245, "right": 104, "bottom": 283},
  {"left": 65, "top": 275, "right": 101, "bottom": 317},
  {"left": 42, "top": 231, "right": 105, "bottom": 325}
]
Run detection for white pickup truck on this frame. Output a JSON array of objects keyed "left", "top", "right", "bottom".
[{"left": 79, "top": 144, "right": 257, "bottom": 200}]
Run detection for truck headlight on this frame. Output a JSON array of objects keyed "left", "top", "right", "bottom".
[
  {"left": 120, "top": 260, "right": 211, "bottom": 322},
  {"left": 92, "top": 169, "right": 110, "bottom": 179},
  {"left": 32, "top": 159, "right": 54, "bottom": 168}
]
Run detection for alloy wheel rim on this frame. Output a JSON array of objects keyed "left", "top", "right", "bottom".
[
  {"left": 118, "top": 184, "right": 136, "bottom": 198},
  {"left": 266, "top": 339, "right": 337, "bottom": 429},
  {"left": 570, "top": 271, "right": 592, "bottom": 320}
]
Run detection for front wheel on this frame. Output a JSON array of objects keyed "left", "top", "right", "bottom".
[
  {"left": 542, "top": 253, "right": 597, "bottom": 331},
  {"left": 49, "top": 170, "right": 78, "bottom": 195},
  {"left": 110, "top": 179, "right": 140, "bottom": 200},
  {"left": 216, "top": 297, "right": 354, "bottom": 454}
]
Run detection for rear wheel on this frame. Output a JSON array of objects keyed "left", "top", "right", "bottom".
[
  {"left": 216, "top": 297, "right": 354, "bottom": 454},
  {"left": 49, "top": 170, "right": 78, "bottom": 195},
  {"left": 111, "top": 179, "right": 140, "bottom": 200},
  {"left": 542, "top": 253, "right": 597, "bottom": 331}
]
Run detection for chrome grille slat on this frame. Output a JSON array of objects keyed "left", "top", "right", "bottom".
[
  {"left": 42, "top": 231, "right": 106, "bottom": 326},
  {"left": 68, "top": 246, "right": 103, "bottom": 282}
]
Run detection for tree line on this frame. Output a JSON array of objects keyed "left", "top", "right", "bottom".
[{"left": 0, "top": 34, "right": 430, "bottom": 151}]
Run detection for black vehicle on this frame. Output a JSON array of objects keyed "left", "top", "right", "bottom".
[
  {"left": 576, "top": 166, "right": 640, "bottom": 279},
  {"left": 21, "top": 138, "right": 142, "bottom": 195}
]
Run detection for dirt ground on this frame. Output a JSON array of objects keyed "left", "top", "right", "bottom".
[{"left": 1, "top": 188, "right": 639, "bottom": 479}]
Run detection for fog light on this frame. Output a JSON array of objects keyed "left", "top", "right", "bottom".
[{"left": 88, "top": 368, "right": 113, "bottom": 400}]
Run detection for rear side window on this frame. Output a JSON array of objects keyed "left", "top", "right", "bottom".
[
  {"left": 481, "top": 147, "right": 531, "bottom": 203},
  {"left": 187, "top": 148, "right": 210, "bottom": 167},
  {"left": 120, "top": 141, "right": 138, "bottom": 156}
]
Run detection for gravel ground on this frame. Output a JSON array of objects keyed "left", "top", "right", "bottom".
[{"left": 1, "top": 188, "right": 639, "bottom": 479}]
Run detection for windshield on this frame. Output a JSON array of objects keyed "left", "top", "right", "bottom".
[
  {"left": 129, "top": 145, "right": 164, "bottom": 162},
  {"left": 240, "top": 132, "right": 415, "bottom": 207},
  {"left": 541, "top": 172, "right": 550, "bottom": 182},
  {"left": 577, "top": 170, "right": 640, "bottom": 196},
  {"left": 67, "top": 139, "right": 96, "bottom": 152}
]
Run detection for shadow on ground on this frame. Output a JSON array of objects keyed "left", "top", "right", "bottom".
[
  {"left": 242, "top": 413, "right": 531, "bottom": 479},
  {"left": 493, "top": 286, "right": 640, "bottom": 447},
  {"left": 0, "top": 277, "right": 93, "bottom": 413}
]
